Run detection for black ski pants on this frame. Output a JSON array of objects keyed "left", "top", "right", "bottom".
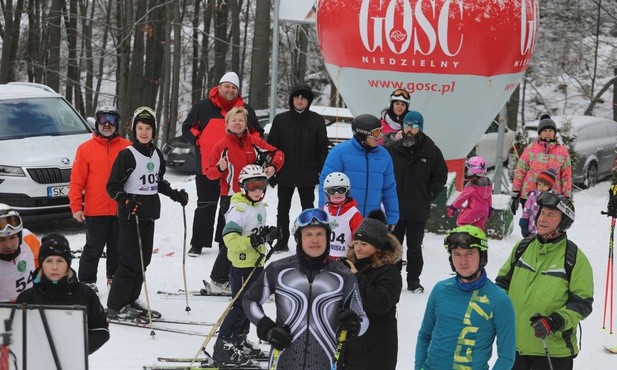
[
  {"left": 107, "top": 217, "right": 154, "bottom": 311},
  {"left": 276, "top": 185, "right": 315, "bottom": 245},
  {"left": 392, "top": 219, "right": 426, "bottom": 284},
  {"left": 512, "top": 353, "right": 573, "bottom": 370},
  {"left": 190, "top": 174, "right": 220, "bottom": 249},
  {"left": 210, "top": 195, "right": 231, "bottom": 283},
  {"left": 78, "top": 215, "right": 120, "bottom": 283}
]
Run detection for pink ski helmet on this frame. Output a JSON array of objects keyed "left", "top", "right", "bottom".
[{"left": 466, "top": 156, "right": 487, "bottom": 177}]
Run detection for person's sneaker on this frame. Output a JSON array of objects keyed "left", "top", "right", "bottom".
[
  {"left": 236, "top": 336, "right": 266, "bottom": 358},
  {"left": 212, "top": 338, "right": 254, "bottom": 367},
  {"left": 131, "top": 299, "right": 162, "bottom": 319},
  {"left": 106, "top": 304, "right": 142, "bottom": 320},
  {"left": 407, "top": 282, "right": 424, "bottom": 293},
  {"left": 84, "top": 282, "right": 99, "bottom": 294},
  {"left": 187, "top": 246, "right": 202, "bottom": 257}
]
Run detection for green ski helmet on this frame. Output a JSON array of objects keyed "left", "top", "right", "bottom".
[{"left": 444, "top": 225, "right": 489, "bottom": 275}]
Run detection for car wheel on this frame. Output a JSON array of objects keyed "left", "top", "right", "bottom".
[{"left": 584, "top": 162, "right": 598, "bottom": 188}]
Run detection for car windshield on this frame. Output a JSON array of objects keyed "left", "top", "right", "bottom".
[{"left": 0, "top": 97, "right": 90, "bottom": 140}]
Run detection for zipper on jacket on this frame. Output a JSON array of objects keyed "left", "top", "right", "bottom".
[
  {"left": 363, "top": 151, "right": 369, "bottom": 215},
  {"left": 302, "top": 280, "right": 313, "bottom": 368}
]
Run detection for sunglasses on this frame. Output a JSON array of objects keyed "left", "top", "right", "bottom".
[
  {"left": 392, "top": 89, "right": 410, "bottom": 100},
  {"left": 243, "top": 178, "right": 267, "bottom": 192},
  {"left": 295, "top": 208, "right": 329, "bottom": 228},
  {"left": 445, "top": 232, "right": 486, "bottom": 250},
  {"left": 96, "top": 113, "right": 120, "bottom": 126},
  {"left": 325, "top": 186, "right": 349, "bottom": 196},
  {"left": 403, "top": 121, "right": 420, "bottom": 128},
  {"left": 0, "top": 214, "right": 22, "bottom": 236}
]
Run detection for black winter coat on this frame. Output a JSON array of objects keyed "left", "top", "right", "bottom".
[
  {"left": 267, "top": 85, "right": 329, "bottom": 187},
  {"left": 16, "top": 268, "right": 110, "bottom": 354},
  {"left": 386, "top": 132, "right": 448, "bottom": 221},
  {"left": 339, "top": 234, "right": 403, "bottom": 370}
]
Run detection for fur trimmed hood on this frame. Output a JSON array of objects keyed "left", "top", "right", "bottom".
[{"left": 346, "top": 233, "right": 403, "bottom": 269}]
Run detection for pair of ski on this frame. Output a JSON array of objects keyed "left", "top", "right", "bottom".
[
  {"left": 157, "top": 280, "right": 233, "bottom": 298},
  {"left": 109, "top": 317, "right": 215, "bottom": 336},
  {"left": 144, "top": 355, "right": 268, "bottom": 370}
]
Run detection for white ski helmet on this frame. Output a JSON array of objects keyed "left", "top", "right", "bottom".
[
  {"left": 324, "top": 172, "right": 351, "bottom": 197},
  {"left": 0, "top": 203, "right": 23, "bottom": 238},
  {"left": 238, "top": 164, "right": 267, "bottom": 196}
]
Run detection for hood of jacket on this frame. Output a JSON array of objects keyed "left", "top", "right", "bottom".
[{"left": 346, "top": 234, "right": 403, "bottom": 269}]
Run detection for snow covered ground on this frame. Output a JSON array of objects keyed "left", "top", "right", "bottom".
[{"left": 27, "top": 169, "right": 617, "bottom": 369}]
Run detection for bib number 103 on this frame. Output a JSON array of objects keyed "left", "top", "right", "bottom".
[{"left": 140, "top": 173, "right": 159, "bottom": 185}]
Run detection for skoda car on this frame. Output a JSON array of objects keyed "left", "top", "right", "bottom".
[{"left": 0, "top": 82, "right": 92, "bottom": 220}]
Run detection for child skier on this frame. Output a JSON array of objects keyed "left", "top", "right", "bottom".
[
  {"left": 106, "top": 107, "right": 189, "bottom": 320},
  {"left": 212, "top": 164, "right": 279, "bottom": 367},
  {"left": 322, "top": 172, "right": 363, "bottom": 259},
  {"left": 447, "top": 156, "right": 492, "bottom": 231},
  {"left": 519, "top": 168, "right": 557, "bottom": 237}
]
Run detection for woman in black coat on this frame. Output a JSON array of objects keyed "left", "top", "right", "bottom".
[
  {"left": 339, "top": 212, "right": 403, "bottom": 370},
  {"left": 16, "top": 233, "right": 110, "bottom": 354}
]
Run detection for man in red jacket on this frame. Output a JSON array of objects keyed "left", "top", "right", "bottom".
[
  {"left": 69, "top": 106, "right": 131, "bottom": 293},
  {"left": 181, "top": 72, "right": 263, "bottom": 270}
]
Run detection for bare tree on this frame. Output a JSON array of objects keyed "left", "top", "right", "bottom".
[{"left": 248, "top": 0, "right": 270, "bottom": 109}]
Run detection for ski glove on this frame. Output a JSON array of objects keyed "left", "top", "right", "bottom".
[
  {"left": 124, "top": 199, "right": 142, "bottom": 215},
  {"left": 170, "top": 189, "right": 189, "bottom": 206},
  {"left": 337, "top": 309, "right": 360, "bottom": 340},
  {"left": 607, "top": 183, "right": 617, "bottom": 217},
  {"left": 519, "top": 218, "right": 530, "bottom": 237},
  {"left": 530, "top": 313, "right": 564, "bottom": 338},
  {"left": 250, "top": 226, "right": 280, "bottom": 248},
  {"left": 510, "top": 193, "right": 520, "bottom": 215},
  {"left": 257, "top": 317, "right": 292, "bottom": 350},
  {"left": 446, "top": 205, "right": 456, "bottom": 218}
]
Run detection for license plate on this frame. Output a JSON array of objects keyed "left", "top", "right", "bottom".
[{"left": 47, "top": 185, "right": 69, "bottom": 198}]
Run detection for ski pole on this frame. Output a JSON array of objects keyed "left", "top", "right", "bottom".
[
  {"left": 270, "top": 348, "right": 280, "bottom": 370},
  {"left": 135, "top": 215, "right": 156, "bottom": 337},
  {"left": 330, "top": 329, "right": 348, "bottom": 370},
  {"left": 602, "top": 213, "right": 615, "bottom": 332},
  {"left": 540, "top": 338, "right": 553, "bottom": 370},
  {"left": 181, "top": 205, "right": 191, "bottom": 312},
  {"left": 189, "top": 244, "right": 276, "bottom": 367}
]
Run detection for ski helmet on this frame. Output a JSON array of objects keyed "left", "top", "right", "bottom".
[
  {"left": 94, "top": 106, "right": 121, "bottom": 137},
  {"left": 444, "top": 225, "right": 489, "bottom": 273},
  {"left": 535, "top": 191, "right": 575, "bottom": 233},
  {"left": 238, "top": 164, "right": 267, "bottom": 197},
  {"left": 0, "top": 203, "right": 23, "bottom": 247},
  {"left": 132, "top": 106, "right": 157, "bottom": 136},
  {"left": 351, "top": 114, "right": 382, "bottom": 142},
  {"left": 389, "top": 89, "right": 410, "bottom": 107},
  {"left": 323, "top": 172, "right": 351, "bottom": 200},
  {"left": 292, "top": 208, "right": 332, "bottom": 243},
  {"left": 466, "top": 156, "right": 487, "bottom": 177}
]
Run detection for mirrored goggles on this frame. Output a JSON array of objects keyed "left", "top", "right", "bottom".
[
  {"left": 243, "top": 178, "right": 267, "bottom": 192},
  {"left": 96, "top": 113, "right": 120, "bottom": 126},
  {"left": 392, "top": 89, "right": 410, "bottom": 100},
  {"left": 356, "top": 127, "right": 383, "bottom": 139},
  {"left": 445, "top": 232, "right": 486, "bottom": 250},
  {"left": 0, "top": 214, "right": 23, "bottom": 235},
  {"left": 403, "top": 120, "right": 421, "bottom": 129},
  {"left": 325, "top": 186, "right": 349, "bottom": 196},
  {"left": 295, "top": 208, "right": 329, "bottom": 228}
]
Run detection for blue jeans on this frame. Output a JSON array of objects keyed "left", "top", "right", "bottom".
[{"left": 218, "top": 266, "right": 263, "bottom": 341}]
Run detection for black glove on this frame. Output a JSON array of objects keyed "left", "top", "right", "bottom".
[
  {"left": 257, "top": 317, "right": 292, "bottom": 350},
  {"left": 337, "top": 309, "right": 360, "bottom": 340},
  {"left": 519, "top": 218, "right": 530, "bottom": 237},
  {"left": 608, "top": 183, "right": 617, "bottom": 217},
  {"left": 530, "top": 313, "right": 564, "bottom": 338},
  {"left": 124, "top": 198, "right": 142, "bottom": 215},
  {"left": 250, "top": 226, "right": 280, "bottom": 248},
  {"left": 170, "top": 189, "right": 189, "bottom": 206},
  {"left": 510, "top": 193, "right": 520, "bottom": 215}
]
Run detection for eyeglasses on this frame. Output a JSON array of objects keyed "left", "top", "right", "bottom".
[
  {"left": 0, "top": 213, "right": 23, "bottom": 236},
  {"left": 96, "top": 113, "right": 120, "bottom": 126},
  {"left": 445, "top": 232, "right": 487, "bottom": 251},
  {"left": 391, "top": 89, "right": 410, "bottom": 100},
  {"left": 243, "top": 178, "right": 267, "bottom": 192},
  {"left": 325, "top": 186, "right": 349, "bottom": 196},
  {"left": 355, "top": 127, "right": 383, "bottom": 139},
  {"left": 295, "top": 208, "right": 330, "bottom": 228}
]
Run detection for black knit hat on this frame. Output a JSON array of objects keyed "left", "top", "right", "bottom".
[
  {"left": 39, "top": 233, "right": 72, "bottom": 266},
  {"left": 353, "top": 210, "right": 390, "bottom": 249},
  {"left": 537, "top": 118, "right": 557, "bottom": 134}
]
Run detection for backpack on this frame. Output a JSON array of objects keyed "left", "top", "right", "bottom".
[{"left": 512, "top": 234, "right": 578, "bottom": 281}]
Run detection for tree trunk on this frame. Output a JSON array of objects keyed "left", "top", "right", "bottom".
[
  {"left": 212, "top": 0, "right": 229, "bottom": 83},
  {"left": 116, "top": 0, "right": 134, "bottom": 134},
  {"left": 128, "top": 1, "right": 148, "bottom": 110},
  {"left": 191, "top": 0, "right": 202, "bottom": 104},
  {"left": 46, "top": 0, "right": 63, "bottom": 91},
  {"left": 63, "top": 0, "right": 84, "bottom": 114},
  {"left": 81, "top": 0, "right": 95, "bottom": 114},
  {"left": 248, "top": 0, "right": 270, "bottom": 109},
  {"left": 26, "top": 0, "right": 43, "bottom": 83},
  {"left": 228, "top": 0, "right": 240, "bottom": 77},
  {"left": 168, "top": 1, "right": 182, "bottom": 142},
  {"left": 94, "top": 0, "right": 114, "bottom": 110},
  {"left": 291, "top": 24, "right": 308, "bottom": 87}
]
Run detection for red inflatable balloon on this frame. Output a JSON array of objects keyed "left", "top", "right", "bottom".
[{"left": 317, "top": 0, "right": 539, "bottom": 161}]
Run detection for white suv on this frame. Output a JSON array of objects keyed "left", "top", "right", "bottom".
[{"left": 0, "top": 82, "right": 92, "bottom": 220}]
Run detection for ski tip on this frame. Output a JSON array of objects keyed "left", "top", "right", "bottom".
[{"left": 603, "top": 345, "right": 617, "bottom": 354}]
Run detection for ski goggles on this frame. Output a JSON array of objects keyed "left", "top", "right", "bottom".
[
  {"left": 325, "top": 186, "right": 349, "bottom": 196},
  {"left": 537, "top": 191, "right": 575, "bottom": 220},
  {"left": 96, "top": 113, "right": 120, "bottom": 126},
  {"left": 133, "top": 106, "right": 156, "bottom": 123},
  {"left": 0, "top": 212, "right": 23, "bottom": 236},
  {"left": 391, "top": 89, "right": 410, "bottom": 100},
  {"left": 295, "top": 208, "right": 330, "bottom": 228},
  {"left": 403, "top": 120, "right": 421, "bottom": 129},
  {"left": 355, "top": 126, "right": 383, "bottom": 139},
  {"left": 243, "top": 178, "right": 267, "bottom": 192},
  {"left": 445, "top": 232, "right": 487, "bottom": 251}
]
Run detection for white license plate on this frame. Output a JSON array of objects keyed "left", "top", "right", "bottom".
[{"left": 47, "top": 185, "right": 69, "bottom": 198}]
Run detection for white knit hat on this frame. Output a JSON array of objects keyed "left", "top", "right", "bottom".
[{"left": 219, "top": 72, "right": 239, "bottom": 88}]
